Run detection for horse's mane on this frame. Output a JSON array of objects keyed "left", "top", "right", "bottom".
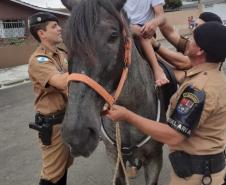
[
  {"left": 64, "top": 0, "right": 125, "bottom": 63},
  {"left": 64, "top": 0, "right": 99, "bottom": 62}
]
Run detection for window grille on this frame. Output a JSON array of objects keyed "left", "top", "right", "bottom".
[{"left": 0, "top": 19, "right": 26, "bottom": 38}]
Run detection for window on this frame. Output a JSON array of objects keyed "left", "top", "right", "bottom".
[{"left": 0, "top": 19, "right": 26, "bottom": 39}]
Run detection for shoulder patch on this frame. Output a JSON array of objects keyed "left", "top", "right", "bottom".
[
  {"left": 168, "top": 85, "right": 205, "bottom": 137},
  {"left": 37, "top": 56, "right": 49, "bottom": 63}
]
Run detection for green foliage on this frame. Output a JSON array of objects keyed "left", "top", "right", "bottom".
[{"left": 164, "top": 0, "right": 182, "bottom": 10}]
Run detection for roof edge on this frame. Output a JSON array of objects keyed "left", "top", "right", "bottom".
[{"left": 9, "top": 0, "right": 70, "bottom": 16}]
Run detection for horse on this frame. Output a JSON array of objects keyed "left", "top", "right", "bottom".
[{"left": 61, "top": 0, "right": 167, "bottom": 184}]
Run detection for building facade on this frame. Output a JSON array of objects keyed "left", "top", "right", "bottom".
[
  {"left": 0, "top": 0, "right": 69, "bottom": 39},
  {"left": 0, "top": 0, "right": 69, "bottom": 68}
]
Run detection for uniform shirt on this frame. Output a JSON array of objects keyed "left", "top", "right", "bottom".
[
  {"left": 123, "top": 0, "right": 165, "bottom": 25},
  {"left": 167, "top": 63, "right": 226, "bottom": 155},
  {"left": 28, "top": 45, "right": 68, "bottom": 115}
]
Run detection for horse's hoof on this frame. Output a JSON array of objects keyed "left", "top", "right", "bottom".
[{"left": 126, "top": 166, "right": 138, "bottom": 179}]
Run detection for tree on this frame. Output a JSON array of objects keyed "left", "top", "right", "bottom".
[{"left": 164, "top": 0, "right": 182, "bottom": 10}]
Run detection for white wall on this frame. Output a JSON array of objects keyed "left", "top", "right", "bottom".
[
  {"left": 204, "top": 3, "right": 226, "bottom": 25},
  {"left": 0, "top": 20, "right": 4, "bottom": 38}
]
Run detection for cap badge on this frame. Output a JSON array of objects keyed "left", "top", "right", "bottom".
[{"left": 37, "top": 17, "right": 42, "bottom": 22}]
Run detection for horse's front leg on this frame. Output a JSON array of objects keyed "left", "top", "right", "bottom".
[
  {"left": 143, "top": 153, "right": 163, "bottom": 185},
  {"left": 115, "top": 165, "right": 126, "bottom": 185},
  {"left": 103, "top": 142, "right": 126, "bottom": 185}
]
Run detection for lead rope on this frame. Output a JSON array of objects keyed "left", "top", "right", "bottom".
[{"left": 112, "top": 122, "right": 130, "bottom": 185}]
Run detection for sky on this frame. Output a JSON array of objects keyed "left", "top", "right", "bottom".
[{"left": 20, "top": 0, "right": 64, "bottom": 8}]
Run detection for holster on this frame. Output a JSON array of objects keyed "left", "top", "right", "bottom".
[
  {"left": 29, "top": 111, "right": 65, "bottom": 145},
  {"left": 169, "top": 151, "right": 226, "bottom": 179},
  {"left": 169, "top": 151, "right": 192, "bottom": 178}
]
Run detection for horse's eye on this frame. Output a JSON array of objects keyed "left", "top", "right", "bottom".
[{"left": 107, "top": 32, "right": 119, "bottom": 44}]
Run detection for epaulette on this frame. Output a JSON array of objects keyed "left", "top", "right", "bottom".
[{"left": 192, "top": 72, "right": 208, "bottom": 90}]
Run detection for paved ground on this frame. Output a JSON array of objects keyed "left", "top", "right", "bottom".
[{"left": 0, "top": 83, "right": 171, "bottom": 185}]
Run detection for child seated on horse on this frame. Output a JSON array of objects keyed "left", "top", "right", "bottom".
[{"left": 124, "top": 0, "right": 169, "bottom": 86}]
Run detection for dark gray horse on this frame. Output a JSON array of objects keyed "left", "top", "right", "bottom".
[{"left": 61, "top": 0, "right": 166, "bottom": 184}]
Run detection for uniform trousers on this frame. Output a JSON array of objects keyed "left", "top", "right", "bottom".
[{"left": 39, "top": 124, "right": 73, "bottom": 183}]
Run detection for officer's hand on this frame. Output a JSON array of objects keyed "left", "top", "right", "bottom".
[{"left": 105, "top": 105, "right": 128, "bottom": 122}]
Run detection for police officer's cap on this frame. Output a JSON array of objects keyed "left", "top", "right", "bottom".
[
  {"left": 199, "top": 12, "right": 222, "bottom": 24},
  {"left": 29, "top": 12, "right": 58, "bottom": 27},
  {"left": 194, "top": 22, "right": 226, "bottom": 61}
]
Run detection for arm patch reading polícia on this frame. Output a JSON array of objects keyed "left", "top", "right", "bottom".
[{"left": 167, "top": 85, "right": 205, "bottom": 137}]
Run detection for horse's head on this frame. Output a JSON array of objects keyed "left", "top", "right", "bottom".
[{"left": 61, "top": 0, "right": 129, "bottom": 157}]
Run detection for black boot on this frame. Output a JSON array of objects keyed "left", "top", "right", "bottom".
[
  {"left": 39, "top": 179, "right": 55, "bottom": 185},
  {"left": 55, "top": 170, "right": 67, "bottom": 185},
  {"left": 222, "top": 176, "right": 226, "bottom": 185},
  {"left": 39, "top": 170, "right": 67, "bottom": 185}
]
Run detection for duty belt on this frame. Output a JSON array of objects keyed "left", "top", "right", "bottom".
[
  {"left": 189, "top": 152, "right": 225, "bottom": 175},
  {"left": 35, "top": 110, "right": 65, "bottom": 125},
  {"left": 169, "top": 150, "right": 226, "bottom": 183}
]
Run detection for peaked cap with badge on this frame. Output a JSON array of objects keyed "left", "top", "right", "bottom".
[{"left": 28, "top": 12, "right": 58, "bottom": 27}]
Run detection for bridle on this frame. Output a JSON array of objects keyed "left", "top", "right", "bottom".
[
  {"left": 67, "top": 13, "right": 132, "bottom": 108},
  {"left": 67, "top": 14, "right": 161, "bottom": 148},
  {"left": 66, "top": 1, "right": 162, "bottom": 162}
]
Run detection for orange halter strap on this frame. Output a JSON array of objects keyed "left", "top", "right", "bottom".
[{"left": 67, "top": 37, "right": 132, "bottom": 107}]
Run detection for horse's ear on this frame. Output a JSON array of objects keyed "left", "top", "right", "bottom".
[
  {"left": 61, "top": 0, "right": 77, "bottom": 11},
  {"left": 113, "top": 0, "right": 127, "bottom": 10}
]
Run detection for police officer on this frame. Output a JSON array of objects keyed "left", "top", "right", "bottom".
[
  {"left": 152, "top": 12, "right": 223, "bottom": 84},
  {"left": 106, "top": 22, "right": 226, "bottom": 185},
  {"left": 153, "top": 12, "right": 223, "bottom": 71},
  {"left": 159, "top": 12, "right": 222, "bottom": 55},
  {"left": 28, "top": 12, "right": 73, "bottom": 185}
]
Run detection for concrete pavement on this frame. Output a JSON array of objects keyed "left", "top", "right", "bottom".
[{"left": 0, "top": 64, "right": 29, "bottom": 89}]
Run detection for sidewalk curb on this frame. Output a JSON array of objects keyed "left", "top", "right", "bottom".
[
  {"left": 0, "top": 78, "right": 30, "bottom": 89},
  {"left": 0, "top": 64, "right": 29, "bottom": 90}
]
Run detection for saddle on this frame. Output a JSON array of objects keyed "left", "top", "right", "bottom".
[
  {"left": 158, "top": 58, "right": 178, "bottom": 110},
  {"left": 133, "top": 37, "right": 178, "bottom": 111}
]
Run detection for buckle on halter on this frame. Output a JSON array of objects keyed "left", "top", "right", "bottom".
[{"left": 121, "top": 147, "right": 132, "bottom": 156}]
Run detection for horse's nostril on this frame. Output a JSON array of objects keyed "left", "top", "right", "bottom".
[{"left": 87, "top": 128, "right": 97, "bottom": 138}]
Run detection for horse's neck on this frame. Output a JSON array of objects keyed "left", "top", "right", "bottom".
[
  {"left": 102, "top": 45, "right": 159, "bottom": 145},
  {"left": 119, "top": 45, "right": 157, "bottom": 119}
]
